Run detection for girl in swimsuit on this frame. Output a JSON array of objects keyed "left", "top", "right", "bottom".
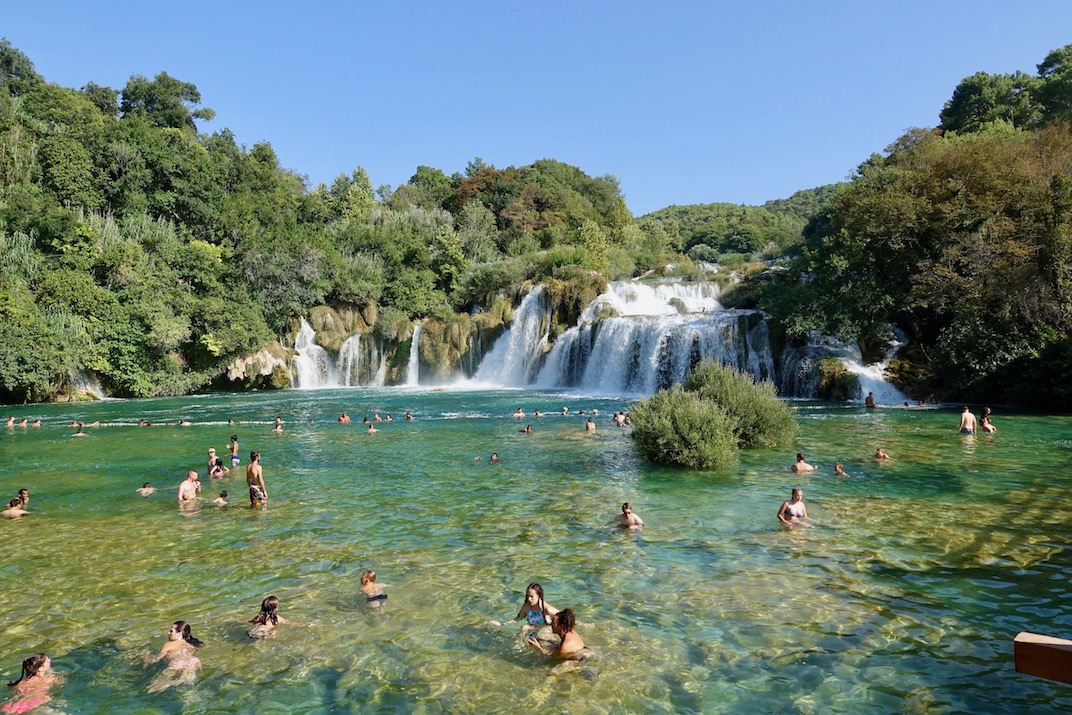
[
  {"left": 492, "top": 582, "right": 559, "bottom": 630},
  {"left": 144, "top": 621, "right": 203, "bottom": 693},
  {"left": 777, "top": 487, "right": 810, "bottom": 528},
  {"left": 3, "top": 653, "right": 63, "bottom": 714},
  {"left": 247, "top": 595, "right": 289, "bottom": 638}
]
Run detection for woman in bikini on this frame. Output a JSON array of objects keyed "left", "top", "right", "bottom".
[
  {"left": 247, "top": 595, "right": 289, "bottom": 638},
  {"left": 3, "top": 653, "right": 63, "bottom": 714},
  {"left": 144, "top": 621, "right": 203, "bottom": 693},
  {"left": 777, "top": 487, "right": 810, "bottom": 528}
]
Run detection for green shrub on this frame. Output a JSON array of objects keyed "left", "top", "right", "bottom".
[
  {"left": 630, "top": 386, "right": 740, "bottom": 469},
  {"left": 815, "top": 357, "right": 860, "bottom": 402},
  {"left": 683, "top": 361, "right": 796, "bottom": 448}
]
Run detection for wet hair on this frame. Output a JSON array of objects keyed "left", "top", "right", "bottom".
[
  {"left": 230, "top": 435, "right": 238, "bottom": 443},
  {"left": 220, "top": 491, "right": 228, "bottom": 498},
  {"left": 8, "top": 653, "right": 47, "bottom": 687},
  {"left": 361, "top": 569, "right": 377, "bottom": 583},
  {"left": 524, "top": 582, "right": 546, "bottom": 615},
  {"left": 250, "top": 451, "right": 260, "bottom": 461},
  {"left": 8, "top": 498, "right": 21, "bottom": 508},
  {"left": 622, "top": 502, "right": 631, "bottom": 513},
  {"left": 142, "top": 482, "right": 151, "bottom": 488},
  {"left": 214, "top": 458, "right": 224, "bottom": 468},
  {"left": 173, "top": 621, "right": 203, "bottom": 648},
  {"left": 250, "top": 596, "right": 280, "bottom": 626},
  {"left": 18, "top": 489, "right": 27, "bottom": 496},
  {"left": 553, "top": 609, "right": 576, "bottom": 633},
  {"left": 791, "top": 487, "right": 803, "bottom": 498},
  {"left": 796, "top": 453, "right": 805, "bottom": 461}
]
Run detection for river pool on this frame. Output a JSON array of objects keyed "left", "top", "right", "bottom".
[{"left": 0, "top": 389, "right": 1069, "bottom": 714}]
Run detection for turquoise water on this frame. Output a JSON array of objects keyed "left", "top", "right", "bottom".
[{"left": 0, "top": 390, "right": 1070, "bottom": 714}]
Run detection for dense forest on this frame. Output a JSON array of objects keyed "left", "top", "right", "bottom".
[{"left": 2, "top": 38, "right": 1071, "bottom": 407}]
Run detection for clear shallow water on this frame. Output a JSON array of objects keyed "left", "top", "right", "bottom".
[{"left": 0, "top": 391, "right": 1070, "bottom": 714}]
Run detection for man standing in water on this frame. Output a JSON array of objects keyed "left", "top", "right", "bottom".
[
  {"left": 246, "top": 451, "right": 268, "bottom": 508},
  {"left": 959, "top": 407, "right": 977, "bottom": 434},
  {"left": 177, "top": 471, "right": 201, "bottom": 505}
]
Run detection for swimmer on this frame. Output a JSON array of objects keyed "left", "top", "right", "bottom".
[
  {"left": 374, "top": 413, "right": 382, "bottom": 422},
  {"left": 489, "top": 453, "right": 502, "bottom": 463},
  {"left": 17, "top": 490, "right": 28, "bottom": 508},
  {"left": 528, "top": 609, "right": 591, "bottom": 661},
  {"left": 981, "top": 415, "right": 996, "bottom": 433},
  {"left": 206, "top": 448, "right": 218, "bottom": 473},
  {"left": 513, "top": 408, "right": 525, "bottom": 419},
  {"left": 338, "top": 412, "right": 351, "bottom": 424},
  {"left": 229, "top": 435, "right": 240, "bottom": 467},
  {"left": 585, "top": 418, "right": 595, "bottom": 432},
  {"left": 959, "top": 406, "right": 977, "bottom": 434},
  {"left": 271, "top": 419, "right": 283, "bottom": 434},
  {"left": 362, "top": 417, "right": 370, "bottom": 424},
  {"left": 791, "top": 453, "right": 816, "bottom": 473},
  {"left": 30, "top": 420, "right": 39, "bottom": 428},
  {"left": 534, "top": 409, "right": 543, "bottom": 417},
  {"left": 138, "top": 419, "right": 152, "bottom": 427},
  {"left": 865, "top": 391, "right": 876, "bottom": 408},
  {"left": 137, "top": 483, "right": 156, "bottom": 497},
  {"left": 366, "top": 424, "right": 379, "bottom": 434},
  {"left": 72, "top": 423, "right": 86, "bottom": 437},
  {"left": 493, "top": 582, "right": 558, "bottom": 629},
  {"left": 4, "top": 417, "right": 12, "bottom": 428},
  {"left": 873, "top": 448, "right": 891, "bottom": 460},
  {"left": 210, "top": 458, "right": 229, "bottom": 479},
  {"left": 3, "top": 653, "right": 63, "bottom": 714},
  {"left": 777, "top": 487, "right": 810, "bottom": 528},
  {"left": 177, "top": 419, "right": 191, "bottom": 427},
  {"left": 214, "top": 491, "right": 228, "bottom": 506},
  {"left": 177, "top": 471, "right": 201, "bottom": 505},
  {"left": 384, "top": 414, "right": 392, "bottom": 422},
  {"left": 607, "top": 502, "right": 645, "bottom": 529},
  {"left": 16, "top": 419, "right": 26, "bottom": 428},
  {"left": 405, "top": 411, "right": 413, "bottom": 421},
  {"left": 227, "top": 418, "right": 235, "bottom": 426},
  {"left": 833, "top": 463, "right": 851, "bottom": 477},
  {"left": 246, "top": 595, "right": 288, "bottom": 638},
  {"left": 360, "top": 570, "right": 387, "bottom": 607},
  {"left": 519, "top": 425, "right": 533, "bottom": 434},
  {"left": 144, "top": 621, "right": 202, "bottom": 693},
  {"left": 247, "top": 452, "right": 267, "bottom": 508},
  {"left": 2, "top": 499, "right": 29, "bottom": 519}
]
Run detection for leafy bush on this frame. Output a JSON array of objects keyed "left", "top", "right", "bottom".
[
  {"left": 631, "top": 361, "right": 796, "bottom": 468},
  {"left": 684, "top": 361, "right": 796, "bottom": 448},
  {"left": 629, "top": 386, "right": 739, "bottom": 469},
  {"left": 815, "top": 358, "right": 860, "bottom": 402}
]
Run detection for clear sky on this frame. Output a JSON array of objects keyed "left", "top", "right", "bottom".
[{"left": 5, "top": 2, "right": 1072, "bottom": 215}]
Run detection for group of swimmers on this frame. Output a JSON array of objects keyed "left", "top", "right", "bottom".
[{"left": 1, "top": 489, "right": 29, "bottom": 519}]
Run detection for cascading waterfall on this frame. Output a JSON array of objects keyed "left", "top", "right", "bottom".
[
  {"left": 778, "top": 330, "right": 910, "bottom": 403},
  {"left": 406, "top": 323, "right": 421, "bottom": 387},
  {"left": 473, "top": 286, "right": 552, "bottom": 385},
  {"left": 533, "top": 281, "right": 775, "bottom": 394},
  {"left": 290, "top": 317, "right": 337, "bottom": 388}
]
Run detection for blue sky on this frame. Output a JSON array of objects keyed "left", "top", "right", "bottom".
[{"left": 6, "top": 2, "right": 1072, "bottom": 215}]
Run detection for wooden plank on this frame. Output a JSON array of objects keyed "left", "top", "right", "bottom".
[{"left": 1015, "top": 632, "right": 1072, "bottom": 685}]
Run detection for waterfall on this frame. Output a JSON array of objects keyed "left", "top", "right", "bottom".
[
  {"left": 338, "top": 334, "right": 361, "bottom": 387},
  {"left": 406, "top": 323, "right": 421, "bottom": 386},
  {"left": 473, "top": 286, "right": 551, "bottom": 385},
  {"left": 290, "top": 317, "right": 337, "bottom": 388},
  {"left": 71, "top": 370, "right": 105, "bottom": 399},
  {"left": 779, "top": 331, "right": 909, "bottom": 404}
]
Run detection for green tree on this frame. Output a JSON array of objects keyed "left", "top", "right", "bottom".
[
  {"left": 120, "top": 72, "right": 214, "bottom": 131},
  {"left": 1038, "top": 43, "right": 1072, "bottom": 124},
  {"left": 939, "top": 71, "right": 1041, "bottom": 133}
]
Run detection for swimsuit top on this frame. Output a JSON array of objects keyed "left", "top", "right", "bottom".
[
  {"left": 526, "top": 608, "right": 549, "bottom": 626},
  {"left": 786, "top": 502, "right": 805, "bottom": 518}
]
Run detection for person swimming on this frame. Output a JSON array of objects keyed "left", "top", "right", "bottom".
[
  {"left": 359, "top": 570, "right": 387, "bottom": 607},
  {"left": 247, "top": 595, "right": 289, "bottom": 638},
  {"left": 777, "top": 487, "right": 810, "bottom": 528},
  {"left": 4, "top": 652, "right": 63, "bottom": 714},
  {"left": 144, "top": 621, "right": 203, "bottom": 693},
  {"left": 527, "top": 609, "right": 592, "bottom": 661}
]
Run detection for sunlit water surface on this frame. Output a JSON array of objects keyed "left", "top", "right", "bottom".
[{"left": 0, "top": 390, "right": 1070, "bottom": 714}]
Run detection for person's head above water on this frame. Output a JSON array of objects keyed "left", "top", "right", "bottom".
[{"left": 8, "top": 652, "right": 49, "bottom": 687}]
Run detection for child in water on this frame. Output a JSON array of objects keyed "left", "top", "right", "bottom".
[
  {"left": 491, "top": 582, "right": 558, "bottom": 630},
  {"left": 3, "top": 653, "right": 63, "bottom": 714},
  {"left": 360, "top": 570, "right": 387, "bottom": 607},
  {"left": 247, "top": 595, "right": 289, "bottom": 638}
]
